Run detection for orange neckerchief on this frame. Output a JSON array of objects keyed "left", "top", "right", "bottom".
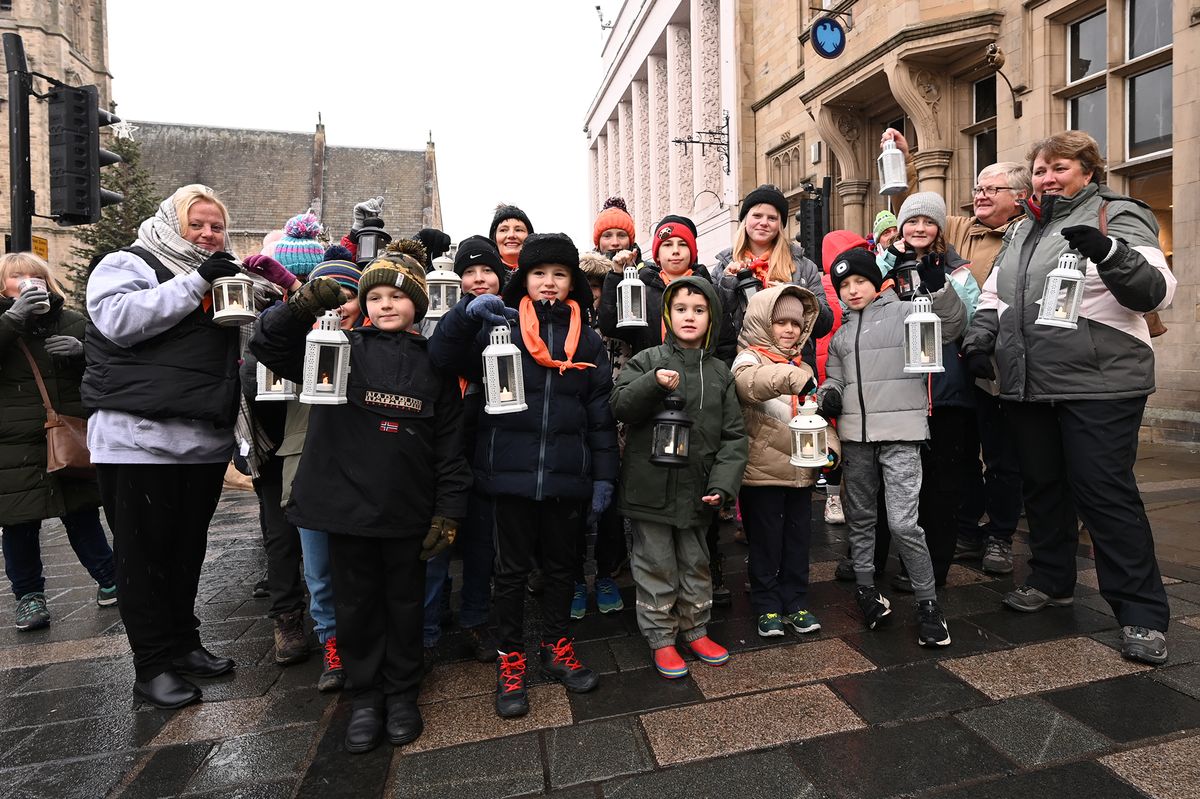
[
  {"left": 748, "top": 345, "right": 808, "bottom": 415},
  {"left": 740, "top": 252, "right": 771, "bottom": 288},
  {"left": 518, "top": 296, "right": 595, "bottom": 374}
]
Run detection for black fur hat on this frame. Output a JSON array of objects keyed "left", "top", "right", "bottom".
[{"left": 501, "top": 232, "right": 592, "bottom": 309}]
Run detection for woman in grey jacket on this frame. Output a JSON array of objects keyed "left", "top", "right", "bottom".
[{"left": 962, "top": 131, "right": 1176, "bottom": 666}]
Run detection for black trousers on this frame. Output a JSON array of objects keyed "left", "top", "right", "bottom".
[
  {"left": 494, "top": 495, "right": 584, "bottom": 653},
  {"left": 958, "top": 388, "right": 1023, "bottom": 543},
  {"left": 574, "top": 502, "right": 628, "bottom": 582},
  {"left": 740, "top": 485, "right": 813, "bottom": 615},
  {"left": 1005, "top": 397, "right": 1169, "bottom": 631},
  {"left": 97, "top": 462, "right": 225, "bottom": 682},
  {"left": 253, "top": 455, "right": 305, "bottom": 619},
  {"left": 919, "top": 406, "right": 977, "bottom": 584},
  {"left": 327, "top": 533, "right": 425, "bottom": 709}
]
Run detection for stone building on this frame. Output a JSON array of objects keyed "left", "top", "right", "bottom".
[
  {"left": 131, "top": 120, "right": 442, "bottom": 259},
  {"left": 0, "top": 0, "right": 113, "bottom": 267},
  {"left": 587, "top": 0, "right": 1196, "bottom": 442}
]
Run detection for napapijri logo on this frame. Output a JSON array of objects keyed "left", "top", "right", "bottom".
[
  {"left": 834, "top": 261, "right": 848, "bottom": 275},
  {"left": 379, "top": 420, "right": 400, "bottom": 433},
  {"left": 365, "top": 391, "right": 423, "bottom": 412}
]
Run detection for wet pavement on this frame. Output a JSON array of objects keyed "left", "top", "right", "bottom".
[{"left": 0, "top": 442, "right": 1197, "bottom": 798}]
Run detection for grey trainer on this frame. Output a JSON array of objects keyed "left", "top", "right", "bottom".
[
  {"left": 981, "top": 538, "right": 1014, "bottom": 574},
  {"left": 1002, "top": 585, "right": 1074, "bottom": 613},
  {"left": 1120, "top": 626, "right": 1168, "bottom": 665}
]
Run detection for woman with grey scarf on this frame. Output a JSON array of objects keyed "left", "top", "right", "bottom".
[{"left": 83, "top": 184, "right": 287, "bottom": 709}]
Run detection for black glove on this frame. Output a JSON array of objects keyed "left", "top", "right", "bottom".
[
  {"left": 1061, "top": 225, "right": 1115, "bottom": 264},
  {"left": 287, "top": 277, "right": 346, "bottom": 320},
  {"left": 43, "top": 335, "right": 84, "bottom": 358},
  {"left": 196, "top": 252, "right": 241, "bottom": 285},
  {"left": 420, "top": 516, "right": 458, "bottom": 561},
  {"left": 916, "top": 252, "right": 946, "bottom": 292},
  {"left": 962, "top": 350, "right": 995, "bottom": 380},
  {"left": 818, "top": 388, "right": 842, "bottom": 419},
  {"left": 416, "top": 228, "right": 452, "bottom": 264}
]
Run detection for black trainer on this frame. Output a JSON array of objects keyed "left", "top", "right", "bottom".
[
  {"left": 540, "top": 638, "right": 599, "bottom": 693},
  {"left": 916, "top": 599, "right": 952, "bottom": 647},
  {"left": 495, "top": 651, "right": 529, "bottom": 718},
  {"left": 854, "top": 585, "right": 892, "bottom": 629},
  {"left": 465, "top": 624, "right": 500, "bottom": 663}
]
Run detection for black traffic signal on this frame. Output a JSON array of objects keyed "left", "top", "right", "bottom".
[{"left": 48, "top": 84, "right": 123, "bottom": 226}]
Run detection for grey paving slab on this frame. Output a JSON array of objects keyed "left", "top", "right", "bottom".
[
  {"left": 546, "top": 717, "right": 655, "bottom": 789},
  {"left": 955, "top": 697, "right": 1111, "bottom": 767},
  {"left": 120, "top": 742, "right": 215, "bottom": 799},
  {"left": 1044, "top": 674, "right": 1200, "bottom": 743},
  {"left": 930, "top": 760, "right": 1146, "bottom": 799},
  {"left": 389, "top": 732, "right": 545, "bottom": 799},
  {"left": 183, "top": 726, "right": 317, "bottom": 794},
  {"left": 829, "top": 661, "right": 989, "bottom": 724},
  {"left": 3, "top": 751, "right": 139, "bottom": 799},
  {"left": 601, "top": 748, "right": 824, "bottom": 799}
]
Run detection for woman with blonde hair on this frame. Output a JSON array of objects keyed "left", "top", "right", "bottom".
[
  {"left": 711, "top": 184, "right": 832, "bottom": 369},
  {"left": 0, "top": 253, "right": 117, "bottom": 632},
  {"left": 84, "top": 183, "right": 287, "bottom": 709}
]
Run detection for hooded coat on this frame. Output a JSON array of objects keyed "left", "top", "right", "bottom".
[
  {"left": 731, "top": 285, "right": 841, "bottom": 488},
  {"left": 610, "top": 276, "right": 748, "bottom": 529},
  {"left": 0, "top": 294, "right": 100, "bottom": 524}
]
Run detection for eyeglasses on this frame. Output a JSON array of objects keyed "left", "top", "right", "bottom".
[{"left": 972, "top": 185, "right": 1017, "bottom": 197}]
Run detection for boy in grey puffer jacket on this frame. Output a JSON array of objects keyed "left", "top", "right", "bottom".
[{"left": 816, "top": 249, "right": 964, "bottom": 647}]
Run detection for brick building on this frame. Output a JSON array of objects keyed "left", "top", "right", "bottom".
[
  {"left": 586, "top": 0, "right": 1196, "bottom": 443},
  {"left": 130, "top": 120, "right": 443, "bottom": 258}
]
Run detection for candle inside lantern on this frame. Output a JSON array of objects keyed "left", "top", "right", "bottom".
[
  {"left": 498, "top": 388, "right": 514, "bottom": 402},
  {"left": 920, "top": 352, "right": 931, "bottom": 363},
  {"left": 316, "top": 373, "right": 333, "bottom": 392},
  {"left": 226, "top": 299, "right": 242, "bottom": 311},
  {"left": 271, "top": 379, "right": 283, "bottom": 391},
  {"left": 801, "top": 440, "right": 815, "bottom": 458}
]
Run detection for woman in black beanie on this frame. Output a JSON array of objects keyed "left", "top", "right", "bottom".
[{"left": 489, "top": 204, "right": 534, "bottom": 273}]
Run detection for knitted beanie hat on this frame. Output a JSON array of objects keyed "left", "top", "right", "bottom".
[
  {"left": 274, "top": 213, "right": 325, "bottom": 277},
  {"left": 323, "top": 244, "right": 354, "bottom": 262},
  {"left": 453, "top": 235, "right": 505, "bottom": 278},
  {"left": 593, "top": 196, "right": 636, "bottom": 249},
  {"left": 771, "top": 293, "right": 806, "bottom": 325},
  {"left": 489, "top": 204, "right": 534, "bottom": 242},
  {"left": 501, "top": 232, "right": 592, "bottom": 310},
  {"left": 307, "top": 260, "right": 361, "bottom": 295},
  {"left": 829, "top": 247, "right": 885, "bottom": 293},
  {"left": 739, "top": 184, "right": 788, "bottom": 222},
  {"left": 651, "top": 215, "right": 698, "bottom": 267},
  {"left": 872, "top": 210, "right": 898, "bottom": 239},
  {"left": 897, "top": 192, "right": 947, "bottom": 234},
  {"left": 358, "top": 253, "right": 430, "bottom": 322}
]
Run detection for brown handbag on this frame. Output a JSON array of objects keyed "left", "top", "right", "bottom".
[
  {"left": 1098, "top": 201, "right": 1168, "bottom": 338},
  {"left": 16, "top": 339, "right": 94, "bottom": 477}
]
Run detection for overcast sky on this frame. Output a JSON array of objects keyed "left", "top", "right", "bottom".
[{"left": 106, "top": 1, "right": 625, "bottom": 246}]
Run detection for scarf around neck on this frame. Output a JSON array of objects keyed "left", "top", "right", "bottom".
[
  {"left": 518, "top": 296, "right": 595, "bottom": 374},
  {"left": 135, "top": 197, "right": 231, "bottom": 277}
]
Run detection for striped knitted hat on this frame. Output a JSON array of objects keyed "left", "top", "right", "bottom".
[
  {"left": 307, "top": 260, "right": 361, "bottom": 294},
  {"left": 274, "top": 213, "right": 325, "bottom": 277}
]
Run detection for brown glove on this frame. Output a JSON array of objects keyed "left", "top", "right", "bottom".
[
  {"left": 420, "top": 516, "right": 458, "bottom": 561},
  {"left": 287, "top": 277, "right": 345, "bottom": 320}
]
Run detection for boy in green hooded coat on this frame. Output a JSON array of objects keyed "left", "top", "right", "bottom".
[{"left": 610, "top": 276, "right": 748, "bottom": 679}]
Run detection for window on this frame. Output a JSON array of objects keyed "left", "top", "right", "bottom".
[
  {"left": 973, "top": 76, "right": 998, "bottom": 176},
  {"left": 1069, "top": 12, "right": 1107, "bottom": 83},
  {"left": 1128, "top": 64, "right": 1172, "bottom": 158},
  {"left": 1069, "top": 89, "right": 1108, "bottom": 154},
  {"left": 1128, "top": 0, "right": 1172, "bottom": 59},
  {"left": 1126, "top": 168, "right": 1173, "bottom": 258}
]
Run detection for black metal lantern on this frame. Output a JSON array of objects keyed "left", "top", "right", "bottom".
[
  {"left": 890, "top": 254, "right": 921, "bottom": 300},
  {"left": 649, "top": 393, "right": 692, "bottom": 468},
  {"left": 735, "top": 269, "right": 761, "bottom": 300},
  {"left": 352, "top": 216, "right": 391, "bottom": 266}
]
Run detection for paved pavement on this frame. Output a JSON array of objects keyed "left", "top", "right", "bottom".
[{"left": 0, "top": 442, "right": 1197, "bottom": 799}]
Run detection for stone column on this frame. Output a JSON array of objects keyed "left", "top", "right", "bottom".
[
  {"left": 691, "top": 0, "right": 722, "bottom": 205},
  {"left": 647, "top": 55, "right": 670, "bottom": 225},
  {"left": 588, "top": 145, "right": 600, "bottom": 225},
  {"left": 606, "top": 119, "right": 621, "bottom": 202},
  {"left": 666, "top": 23, "right": 694, "bottom": 213},
  {"left": 618, "top": 99, "right": 635, "bottom": 215},
  {"left": 911, "top": 149, "right": 954, "bottom": 196},
  {"left": 596, "top": 132, "right": 609, "bottom": 214},
  {"left": 889, "top": 60, "right": 954, "bottom": 195},
  {"left": 836, "top": 179, "right": 871, "bottom": 239},
  {"left": 632, "top": 79, "right": 651, "bottom": 243}
]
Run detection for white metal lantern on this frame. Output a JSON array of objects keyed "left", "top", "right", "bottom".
[
  {"left": 788, "top": 398, "right": 829, "bottom": 468},
  {"left": 299, "top": 311, "right": 351, "bottom": 405},
  {"left": 255, "top": 361, "right": 298, "bottom": 401},
  {"left": 616, "top": 265, "right": 648, "bottom": 328},
  {"left": 903, "top": 295, "right": 944, "bottom": 374},
  {"left": 211, "top": 276, "right": 256, "bottom": 327},
  {"left": 878, "top": 139, "right": 908, "bottom": 196},
  {"left": 483, "top": 324, "right": 527, "bottom": 415},
  {"left": 1035, "top": 252, "right": 1085, "bottom": 330},
  {"left": 426, "top": 254, "right": 461, "bottom": 321}
]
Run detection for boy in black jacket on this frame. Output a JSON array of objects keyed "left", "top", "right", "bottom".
[
  {"left": 251, "top": 253, "right": 470, "bottom": 754},
  {"left": 429, "top": 233, "right": 618, "bottom": 720}
]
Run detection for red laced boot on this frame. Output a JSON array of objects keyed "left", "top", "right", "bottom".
[
  {"left": 539, "top": 637, "right": 599, "bottom": 693},
  {"left": 317, "top": 637, "right": 344, "bottom": 692},
  {"left": 495, "top": 651, "right": 529, "bottom": 718}
]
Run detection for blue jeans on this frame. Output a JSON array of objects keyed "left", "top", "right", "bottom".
[
  {"left": 297, "top": 528, "right": 335, "bottom": 643},
  {"left": 422, "top": 491, "right": 496, "bottom": 645},
  {"left": 2, "top": 507, "right": 115, "bottom": 598}
]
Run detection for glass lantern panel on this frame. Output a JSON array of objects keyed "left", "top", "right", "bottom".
[
  {"left": 447, "top": 285, "right": 461, "bottom": 306},
  {"left": 630, "top": 285, "right": 644, "bottom": 320},
  {"left": 798, "top": 431, "right": 820, "bottom": 460},
  {"left": 653, "top": 424, "right": 689, "bottom": 458},
  {"left": 316, "top": 347, "right": 338, "bottom": 393},
  {"left": 919, "top": 325, "right": 938, "bottom": 365},
  {"left": 430, "top": 290, "right": 444, "bottom": 313},
  {"left": 359, "top": 236, "right": 379, "bottom": 262},
  {"left": 495, "top": 358, "right": 517, "bottom": 402}
]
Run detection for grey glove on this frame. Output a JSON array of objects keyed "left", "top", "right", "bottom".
[
  {"left": 4, "top": 289, "right": 50, "bottom": 325},
  {"left": 43, "top": 335, "right": 84, "bottom": 358},
  {"left": 351, "top": 196, "right": 385, "bottom": 231}
]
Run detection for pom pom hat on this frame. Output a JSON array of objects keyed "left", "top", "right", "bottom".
[
  {"left": 358, "top": 253, "right": 430, "bottom": 322},
  {"left": 593, "top": 196, "right": 636, "bottom": 248},
  {"left": 872, "top": 210, "right": 898, "bottom": 240},
  {"left": 274, "top": 213, "right": 325, "bottom": 277}
]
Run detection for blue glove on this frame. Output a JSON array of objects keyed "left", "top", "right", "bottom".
[
  {"left": 591, "top": 480, "right": 614, "bottom": 521},
  {"left": 465, "top": 293, "right": 518, "bottom": 326},
  {"left": 916, "top": 252, "right": 946, "bottom": 292}
]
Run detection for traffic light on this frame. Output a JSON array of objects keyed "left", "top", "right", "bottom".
[{"left": 47, "top": 84, "right": 123, "bottom": 226}]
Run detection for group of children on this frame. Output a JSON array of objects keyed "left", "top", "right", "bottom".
[{"left": 244, "top": 184, "right": 974, "bottom": 754}]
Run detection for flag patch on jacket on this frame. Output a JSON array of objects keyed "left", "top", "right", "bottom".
[{"left": 379, "top": 420, "right": 400, "bottom": 433}]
